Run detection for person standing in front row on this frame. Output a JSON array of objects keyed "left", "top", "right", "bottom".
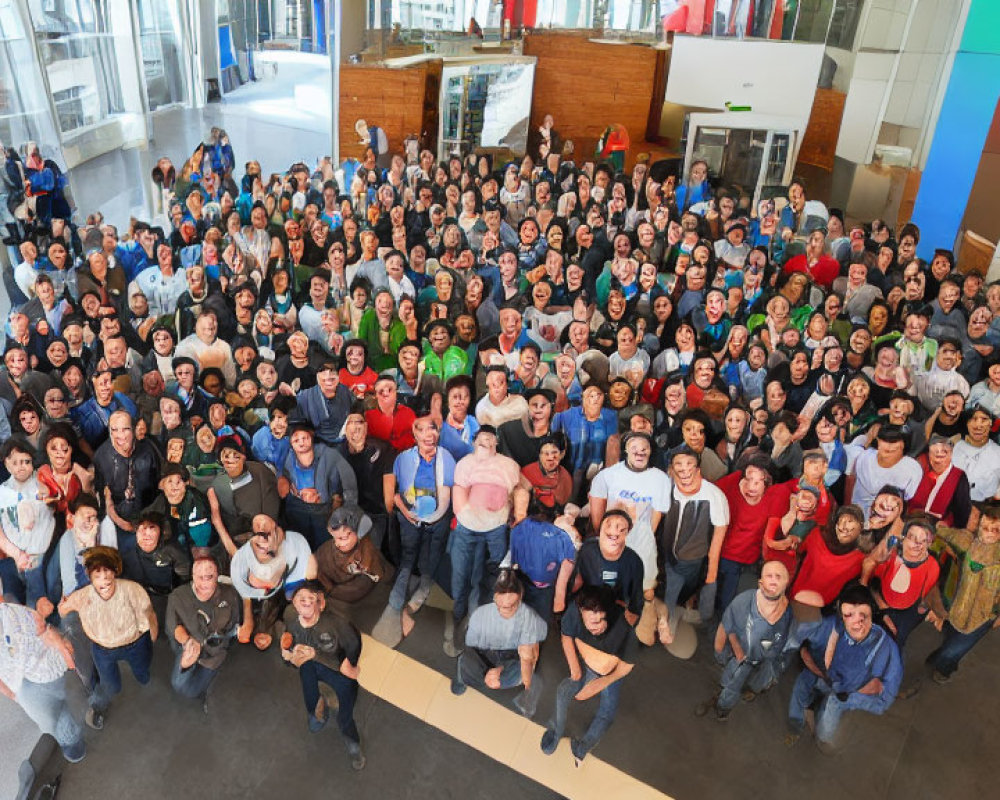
[
  {"left": 58, "top": 546, "right": 157, "bottom": 731},
  {"left": 281, "top": 581, "right": 366, "bottom": 770}
]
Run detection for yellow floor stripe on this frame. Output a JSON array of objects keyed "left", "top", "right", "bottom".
[{"left": 358, "top": 634, "right": 673, "bottom": 800}]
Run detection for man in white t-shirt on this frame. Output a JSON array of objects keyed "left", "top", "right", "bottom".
[
  {"left": 847, "top": 426, "right": 922, "bottom": 519},
  {"left": 951, "top": 407, "right": 1000, "bottom": 502},
  {"left": 589, "top": 432, "right": 671, "bottom": 592}
]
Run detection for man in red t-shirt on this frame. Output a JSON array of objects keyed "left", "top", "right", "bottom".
[
  {"left": 714, "top": 453, "right": 787, "bottom": 616},
  {"left": 365, "top": 375, "right": 416, "bottom": 452}
]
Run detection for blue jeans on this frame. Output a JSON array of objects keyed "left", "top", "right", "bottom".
[
  {"left": 788, "top": 670, "right": 882, "bottom": 745},
  {"left": 928, "top": 620, "right": 993, "bottom": 677},
  {"left": 60, "top": 612, "right": 96, "bottom": 693},
  {"left": 170, "top": 651, "right": 219, "bottom": 699},
  {"left": 717, "top": 656, "right": 783, "bottom": 712},
  {"left": 16, "top": 674, "right": 85, "bottom": 761},
  {"left": 0, "top": 558, "right": 47, "bottom": 608},
  {"left": 456, "top": 648, "right": 523, "bottom": 691},
  {"left": 90, "top": 631, "right": 153, "bottom": 712},
  {"left": 715, "top": 558, "right": 756, "bottom": 617},
  {"left": 450, "top": 523, "right": 508, "bottom": 623},
  {"left": 388, "top": 513, "right": 451, "bottom": 611},
  {"left": 545, "top": 667, "right": 622, "bottom": 758},
  {"left": 298, "top": 660, "right": 360, "bottom": 743},
  {"left": 284, "top": 495, "right": 333, "bottom": 551}
]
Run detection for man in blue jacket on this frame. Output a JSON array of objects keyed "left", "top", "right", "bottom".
[{"left": 788, "top": 582, "right": 903, "bottom": 753}]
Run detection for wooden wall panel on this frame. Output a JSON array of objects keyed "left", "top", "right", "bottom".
[
  {"left": 339, "top": 63, "right": 432, "bottom": 160},
  {"left": 523, "top": 31, "right": 660, "bottom": 161},
  {"left": 796, "top": 88, "right": 847, "bottom": 172}
]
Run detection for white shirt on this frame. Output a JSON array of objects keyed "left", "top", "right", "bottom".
[
  {"left": 850, "top": 449, "right": 922, "bottom": 519},
  {"left": 952, "top": 439, "right": 1000, "bottom": 502}
]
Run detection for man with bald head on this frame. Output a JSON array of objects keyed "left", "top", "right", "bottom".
[{"left": 696, "top": 560, "right": 794, "bottom": 720}]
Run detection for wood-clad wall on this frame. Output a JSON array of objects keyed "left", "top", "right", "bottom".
[
  {"left": 338, "top": 62, "right": 436, "bottom": 160},
  {"left": 796, "top": 88, "right": 847, "bottom": 172},
  {"left": 523, "top": 31, "right": 660, "bottom": 161}
]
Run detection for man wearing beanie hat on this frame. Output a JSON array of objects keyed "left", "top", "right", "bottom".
[
  {"left": 307, "top": 505, "right": 392, "bottom": 603},
  {"left": 59, "top": 546, "right": 157, "bottom": 731}
]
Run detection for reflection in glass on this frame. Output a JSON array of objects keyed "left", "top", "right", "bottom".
[
  {"left": 0, "top": 0, "right": 59, "bottom": 148},
  {"left": 28, "top": 0, "right": 125, "bottom": 134},
  {"left": 136, "top": 0, "right": 188, "bottom": 110}
]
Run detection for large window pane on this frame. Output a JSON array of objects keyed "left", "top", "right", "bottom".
[
  {"left": 0, "top": 0, "right": 59, "bottom": 148},
  {"left": 136, "top": 0, "right": 188, "bottom": 110},
  {"left": 27, "top": 0, "right": 140, "bottom": 136}
]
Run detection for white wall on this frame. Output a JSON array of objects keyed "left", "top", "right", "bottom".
[{"left": 664, "top": 37, "right": 826, "bottom": 131}]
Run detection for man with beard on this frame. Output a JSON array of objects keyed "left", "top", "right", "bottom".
[
  {"left": 696, "top": 560, "right": 793, "bottom": 720},
  {"left": 93, "top": 410, "right": 160, "bottom": 541}
]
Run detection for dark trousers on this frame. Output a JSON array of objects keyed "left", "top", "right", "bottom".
[
  {"left": 298, "top": 660, "right": 360, "bottom": 743},
  {"left": 285, "top": 495, "right": 332, "bottom": 550},
  {"left": 928, "top": 620, "right": 993, "bottom": 677},
  {"left": 91, "top": 631, "right": 153, "bottom": 711}
]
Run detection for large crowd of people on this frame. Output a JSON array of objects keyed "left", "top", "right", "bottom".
[{"left": 1, "top": 121, "right": 999, "bottom": 777}]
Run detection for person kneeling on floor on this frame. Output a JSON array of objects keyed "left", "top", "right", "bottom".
[
  {"left": 696, "top": 560, "right": 794, "bottom": 721},
  {"left": 451, "top": 568, "right": 548, "bottom": 718},
  {"left": 787, "top": 581, "right": 902, "bottom": 753}
]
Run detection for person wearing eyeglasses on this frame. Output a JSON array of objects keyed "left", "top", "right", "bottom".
[{"left": 925, "top": 502, "right": 1000, "bottom": 685}]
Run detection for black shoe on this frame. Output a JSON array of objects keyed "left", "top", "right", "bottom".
[
  {"left": 694, "top": 693, "right": 719, "bottom": 717},
  {"left": 540, "top": 728, "right": 558, "bottom": 755},
  {"left": 714, "top": 705, "right": 731, "bottom": 722},
  {"left": 570, "top": 738, "right": 587, "bottom": 765},
  {"left": 450, "top": 676, "right": 466, "bottom": 696},
  {"left": 345, "top": 739, "right": 366, "bottom": 771},
  {"left": 85, "top": 707, "right": 104, "bottom": 731},
  {"left": 932, "top": 669, "right": 952, "bottom": 685}
]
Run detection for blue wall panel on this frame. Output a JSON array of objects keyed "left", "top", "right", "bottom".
[{"left": 911, "top": 52, "right": 1000, "bottom": 258}]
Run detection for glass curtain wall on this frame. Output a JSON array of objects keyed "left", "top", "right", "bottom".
[
  {"left": 135, "top": 0, "right": 189, "bottom": 110},
  {"left": 0, "top": 0, "right": 60, "bottom": 152},
  {"left": 26, "top": 0, "right": 145, "bottom": 140}
]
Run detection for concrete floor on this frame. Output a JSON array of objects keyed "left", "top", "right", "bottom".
[{"left": 6, "top": 575, "right": 997, "bottom": 800}]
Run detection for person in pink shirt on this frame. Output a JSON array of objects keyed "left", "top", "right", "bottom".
[{"left": 447, "top": 425, "right": 522, "bottom": 656}]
